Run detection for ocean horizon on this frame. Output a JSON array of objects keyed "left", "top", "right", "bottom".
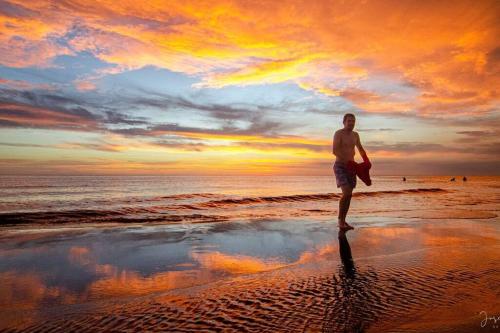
[{"left": 1, "top": 175, "right": 498, "bottom": 226}]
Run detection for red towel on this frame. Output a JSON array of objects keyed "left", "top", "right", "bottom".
[{"left": 346, "top": 155, "right": 372, "bottom": 186}]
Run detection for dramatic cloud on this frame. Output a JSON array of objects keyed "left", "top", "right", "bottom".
[
  {"left": 1, "top": 0, "right": 498, "bottom": 116},
  {"left": 365, "top": 140, "right": 500, "bottom": 157},
  {"left": 0, "top": 0, "right": 498, "bottom": 174},
  {"left": 0, "top": 101, "right": 98, "bottom": 130}
]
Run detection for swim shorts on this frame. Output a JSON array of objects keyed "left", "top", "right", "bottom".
[{"left": 333, "top": 161, "right": 357, "bottom": 189}]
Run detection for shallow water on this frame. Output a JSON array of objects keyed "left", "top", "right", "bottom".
[{"left": 1, "top": 175, "right": 498, "bottom": 225}]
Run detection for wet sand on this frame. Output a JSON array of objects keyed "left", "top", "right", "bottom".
[{"left": 0, "top": 215, "right": 499, "bottom": 332}]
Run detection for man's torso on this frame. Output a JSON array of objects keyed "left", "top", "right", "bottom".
[{"left": 335, "top": 129, "right": 357, "bottom": 164}]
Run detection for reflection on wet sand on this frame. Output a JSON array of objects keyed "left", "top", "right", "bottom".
[
  {"left": 338, "top": 230, "right": 355, "bottom": 278},
  {"left": 0, "top": 219, "right": 338, "bottom": 328},
  {"left": 1, "top": 217, "right": 499, "bottom": 332},
  {"left": 322, "top": 230, "right": 371, "bottom": 332}
]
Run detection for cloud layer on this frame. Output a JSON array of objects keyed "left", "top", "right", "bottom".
[{"left": 0, "top": 0, "right": 499, "bottom": 174}]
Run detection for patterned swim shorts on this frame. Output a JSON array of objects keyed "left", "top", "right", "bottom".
[{"left": 333, "top": 161, "right": 357, "bottom": 189}]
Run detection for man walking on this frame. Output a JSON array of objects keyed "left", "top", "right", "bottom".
[{"left": 332, "top": 113, "right": 368, "bottom": 230}]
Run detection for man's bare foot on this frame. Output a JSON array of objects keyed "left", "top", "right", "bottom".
[{"left": 338, "top": 222, "right": 354, "bottom": 230}]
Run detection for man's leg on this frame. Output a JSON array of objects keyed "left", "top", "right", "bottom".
[{"left": 338, "top": 184, "right": 353, "bottom": 229}]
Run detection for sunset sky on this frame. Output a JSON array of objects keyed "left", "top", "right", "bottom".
[{"left": 0, "top": 0, "right": 498, "bottom": 175}]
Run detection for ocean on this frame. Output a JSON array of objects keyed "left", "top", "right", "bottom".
[{"left": 1, "top": 175, "right": 498, "bottom": 225}]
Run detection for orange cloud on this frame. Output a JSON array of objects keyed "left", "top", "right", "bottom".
[
  {"left": 73, "top": 79, "right": 97, "bottom": 91},
  {"left": 0, "top": 2, "right": 71, "bottom": 68},
  {"left": 2, "top": 0, "right": 496, "bottom": 118}
]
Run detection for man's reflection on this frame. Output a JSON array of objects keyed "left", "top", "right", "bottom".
[
  {"left": 323, "top": 229, "right": 366, "bottom": 333},
  {"left": 338, "top": 229, "right": 356, "bottom": 278}
]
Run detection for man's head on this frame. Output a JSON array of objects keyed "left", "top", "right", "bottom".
[{"left": 343, "top": 113, "right": 355, "bottom": 131}]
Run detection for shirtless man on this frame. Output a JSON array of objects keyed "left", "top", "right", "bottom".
[{"left": 332, "top": 113, "right": 368, "bottom": 230}]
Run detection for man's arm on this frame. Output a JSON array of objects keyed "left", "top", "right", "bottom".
[
  {"left": 332, "top": 131, "right": 341, "bottom": 156},
  {"left": 355, "top": 132, "right": 368, "bottom": 159}
]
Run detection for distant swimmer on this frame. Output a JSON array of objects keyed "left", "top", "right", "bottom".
[
  {"left": 463, "top": 176, "right": 467, "bottom": 181},
  {"left": 332, "top": 113, "right": 371, "bottom": 231},
  {"left": 402, "top": 177, "right": 406, "bottom": 181},
  {"left": 450, "top": 177, "right": 456, "bottom": 182}
]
